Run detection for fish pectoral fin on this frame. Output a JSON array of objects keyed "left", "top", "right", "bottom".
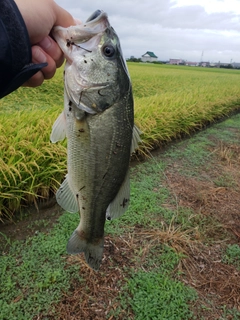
[
  {"left": 131, "top": 124, "right": 142, "bottom": 153},
  {"left": 50, "top": 111, "right": 66, "bottom": 143},
  {"left": 106, "top": 170, "right": 130, "bottom": 220},
  {"left": 56, "top": 175, "right": 79, "bottom": 213},
  {"left": 67, "top": 229, "right": 104, "bottom": 271}
]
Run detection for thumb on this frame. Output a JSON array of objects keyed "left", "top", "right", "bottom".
[{"left": 53, "top": 2, "right": 76, "bottom": 27}]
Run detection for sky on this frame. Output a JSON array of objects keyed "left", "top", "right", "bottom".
[{"left": 55, "top": 0, "right": 240, "bottom": 63}]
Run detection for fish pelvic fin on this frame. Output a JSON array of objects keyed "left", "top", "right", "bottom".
[
  {"left": 67, "top": 229, "right": 104, "bottom": 271},
  {"left": 56, "top": 175, "right": 79, "bottom": 213},
  {"left": 50, "top": 111, "right": 66, "bottom": 143}
]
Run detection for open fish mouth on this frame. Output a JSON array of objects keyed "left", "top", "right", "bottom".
[
  {"left": 52, "top": 10, "right": 110, "bottom": 54},
  {"left": 86, "top": 9, "right": 103, "bottom": 22}
]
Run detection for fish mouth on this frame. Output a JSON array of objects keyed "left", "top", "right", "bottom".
[
  {"left": 52, "top": 10, "right": 110, "bottom": 56},
  {"left": 86, "top": 9, "right": 103, "bottom": 22}
]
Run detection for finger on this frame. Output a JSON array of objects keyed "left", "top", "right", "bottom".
[
  {"left": 38, "top": 36, "right": 64, "bottom": 68},
  {"left": 31, "top": 45, "right": 57, "bottom": 80},
  {"left": 53, "top": 3, "right": 76, "bottom": 27},
  {"left": 74, "top": 18, "right": 82, "bottom": 25}
]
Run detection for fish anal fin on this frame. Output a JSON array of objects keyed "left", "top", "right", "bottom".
[
  {"left": 50, "top": 111, "right": 66, "bottom": 143},
  {"left": 67, "top": 229, "right": 104, "bottom": 271},
  {"left": 56, "top": 175, "right": 79, "bottom": 213},
  {"left": 106, "top": 170, "right": 130, "bottom": 220}
]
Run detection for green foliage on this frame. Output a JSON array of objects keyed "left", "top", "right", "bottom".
[
  {"left": 0, "top": 212, "right": 80, "bottom": 319},
  {"left": 207, "top": 114, "right": 240, "bottom": 144},
  {"left": 221, "top": 305, "right": 240, "bottom": 319},
  {"left": 214, "top": 173, "right": 236, "bottom": 188},
  {"left": 126, "top": 271, "right": 196, "bottom": 320},
  {"left": 120, "top": 246, "right": 197, "bottom": 320},
  {"left": 222, "top": 244, "right": 240, "bottom": 270}
]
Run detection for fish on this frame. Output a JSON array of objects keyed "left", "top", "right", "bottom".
[{"left": 50, "top": 10, "right": 140, "bottom": 271}]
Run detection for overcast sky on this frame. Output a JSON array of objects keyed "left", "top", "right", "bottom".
[{"left": 55, "top": 0, "right": 240, "bottom": 63}]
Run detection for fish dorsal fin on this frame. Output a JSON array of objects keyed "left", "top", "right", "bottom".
[
  {"left": 131, "top": 124, "right": 142, "bottom": 153},
  {"left": 106, "top": 170, "right": 130, "bottom": 220},
  {"left": 50, "top": 111, "right": 66, "bottom": 143},
  {"left": 56, "top": 175, "right": 79, "bottom": 213}
]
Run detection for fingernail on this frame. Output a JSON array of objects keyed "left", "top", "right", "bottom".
[
  {"left": 33, "top": 47, "right": 47, "bottom": 63},
  {"left": 39, "top": 37, "right": 52, "bottom": 50}
]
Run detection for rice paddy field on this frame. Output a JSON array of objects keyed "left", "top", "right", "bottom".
[
  {"left": 1, "top": 62, "right": 240, "bottom": 218},
  {"left": 1, "top": 62, "right": 240, "bottom": 320}
]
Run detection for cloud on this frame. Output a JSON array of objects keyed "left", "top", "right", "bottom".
[
  {"left": 55, "top": 0, "right": 240, "bottom": 62},
  {"left": 161, "top": 5, "right": 240, "bottom": 31}
]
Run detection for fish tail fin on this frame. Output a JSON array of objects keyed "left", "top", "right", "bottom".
[{"left": 67, "top": 229, "right": 104, "bottom": 271}]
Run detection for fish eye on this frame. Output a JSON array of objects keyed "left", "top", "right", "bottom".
[{"left": 102, "top": 45, "right": 115, "bottom": 58}]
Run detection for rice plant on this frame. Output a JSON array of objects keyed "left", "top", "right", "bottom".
[{"left": 1, "top": 63, "right": 240, "bottom": 218}]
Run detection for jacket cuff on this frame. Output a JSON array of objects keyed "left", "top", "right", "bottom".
[
  {"left": 0, "top": 0, "right": 47, "bottom": 98},
  {"left": 0, "top": 62, "right": 47, "bottom": 99}
]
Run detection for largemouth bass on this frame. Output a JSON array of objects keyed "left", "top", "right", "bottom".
[{"left": 51, "top": 10, "right": 140, "bottom": 270}]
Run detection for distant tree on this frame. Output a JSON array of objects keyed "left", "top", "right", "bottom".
[
  {"left": 152, "top": 61, "right": 163, "bottom": 64},
  {"left": 126, "top": 57, "right": 141, "bottom": 62},
  {"left": 220, "top": 64, "right": 233, "bottom": 69}
]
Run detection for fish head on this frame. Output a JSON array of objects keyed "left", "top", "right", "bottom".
[
  {"left": 52, "top": 10, "right": 132, "bottom": 114},
  {"left": 52, "top": 10, "right": 110, "bottom": 54}
]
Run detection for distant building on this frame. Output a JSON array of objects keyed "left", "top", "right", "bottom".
[
  {"left": 232, "top": 62, "right": 240, "bottom": 68},
  {"left": 209, "top": 63, "right": 219, "bottom": 68},
  {"left": 185, "top": 61, "right": 199, "bottom": 67},
  {"left": 169, "top": 58, "right": 185, "bottom": 65},
  {"left": 199, "top": 61, "right": 210, "bottom": 67},
  {"left": 141, "top": 51, "right": 158, "bottom": 62}
]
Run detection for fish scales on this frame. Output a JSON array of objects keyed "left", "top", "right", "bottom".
[
  {"left": 67, "top": 96, "right": 133, "bottom": 241},
  {"left": 51, "top": 10, "right": 140, "bottom": 270}
]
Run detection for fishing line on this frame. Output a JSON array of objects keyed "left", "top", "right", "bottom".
[{"left": 66, "top": 39, "right": 92, "bottom": 53}]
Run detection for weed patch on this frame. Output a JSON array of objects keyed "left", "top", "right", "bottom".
[
  {"left": 0, "top": 213, "right": 79, "bottom": 319},
  {"left": 126, "top": 270, "right": 196, "bottom": 320},
  {"left": 222, "top": 244, "right": 240, "bottom": 270}
]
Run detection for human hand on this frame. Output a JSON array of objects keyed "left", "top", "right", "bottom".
[{"left": 14, "top": 0, "right": 76, "bottom": 87}]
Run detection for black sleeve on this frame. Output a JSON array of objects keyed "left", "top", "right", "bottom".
[{"left": 0, "top": 0, "right": 47, "bottom": 99}]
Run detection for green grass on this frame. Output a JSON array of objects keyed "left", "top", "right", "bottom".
[
  {"left": 221, "top": 306, "right": 240, "bottom": 320},
  {"left": 0, "top": 213, "right": 80, "bottom": 319},
  {"left": 222, "top": 244, "right": 240, "bottom": 270},
  {"left": 111, "top": 245, "right": 196, "bottom": 320},
  {"left": 125, "top": 270, "right": 196, "bottom": 320}
]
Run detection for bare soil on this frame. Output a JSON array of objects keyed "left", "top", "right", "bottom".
[{"left": 163, "top": 132, "right": 240, "bottom": 319}]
